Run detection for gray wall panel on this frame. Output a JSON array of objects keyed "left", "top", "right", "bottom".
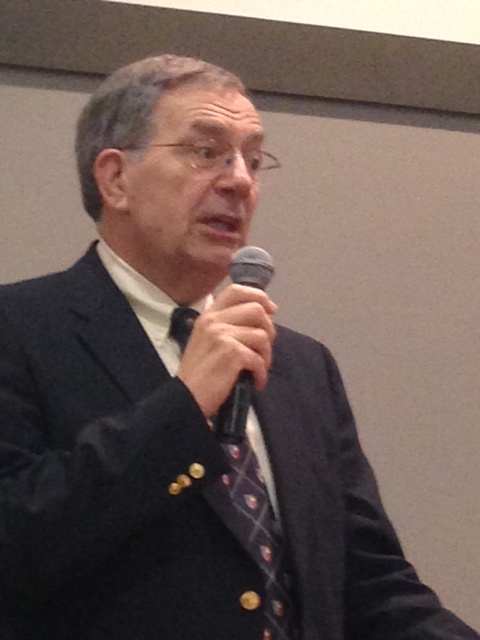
[{"left": 2, "top": 0, "right": 480, "bottom": 114}]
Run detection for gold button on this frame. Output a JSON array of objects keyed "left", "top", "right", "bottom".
[
  {"left": 176, "top": 474, "right": 192, "bottom": 488},
  {"left": 168, "top": 482, "right": 182, "bottom": 496},
  {"left": 189, "top": 463, "right": 205, "bottom": 480},
  {"left": 239, "top": 590, "right": 261, "bottom": 611}
]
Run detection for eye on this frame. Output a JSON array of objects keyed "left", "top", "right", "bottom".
[
  {"left": 246, "top": 150, "right": 262, "bottom": 173},
  {"left": 193, "top": 144, "right": 219, "bottom": 161}
]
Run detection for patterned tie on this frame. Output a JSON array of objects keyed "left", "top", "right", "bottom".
[
  {"left": 169, "top": 306, "right": 294, "bottom": 639},
  {"left": 221, "top": 441, "right": 294, "bottom": 640}
]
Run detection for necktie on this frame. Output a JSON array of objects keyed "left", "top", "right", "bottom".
[
  {"left": 169, "top": 306, "right": 199, "bottom": 353},
  {"left": 169, "top": 306, "right": 294, "bottom": 639},
  {"left": 222, "top": 441, "right": 293, "bottom": 640}
]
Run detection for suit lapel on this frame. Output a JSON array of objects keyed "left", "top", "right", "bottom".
[
  {"left": 253, "top": 368, "right": 317, "bottom": 548},
  {"left": 252, "top": 359, "right": 338, "bottom": 607},
  {"left": 63, "top": 245, "right": 170, "bottom": 403}
]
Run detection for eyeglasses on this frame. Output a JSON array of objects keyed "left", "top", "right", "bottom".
[{"left": 122, "top": 140, "right": 281, "bottom": 176}]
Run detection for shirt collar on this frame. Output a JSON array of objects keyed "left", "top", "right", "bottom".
[{"left": 96, "top": 239, "right": 212, "bottom": 347}]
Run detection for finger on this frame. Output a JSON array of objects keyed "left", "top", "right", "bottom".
[
  {"left": 215, "top": 336, "right": 270, "bottom": 391},
  {"left": 198, "top": 303, "right": 276, "bottom": 343},
  {"left": 212, "top": 283, "right": 277, "bottom": 315},
  {"left": 187, "top": 322, "right": 273, "bottom": 373},
  {"left": 237, "top": 344, "right": 269, "bottom": 391},
  {"left": 219, "top": 326, "right": 273, "bottom": 370}
]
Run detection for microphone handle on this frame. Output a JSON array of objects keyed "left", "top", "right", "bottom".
[
  {"left": 215, "top": 272, "right": 271, "bottom": 445},
  {"left": 215, "top": 370, "right": 252, "bottom": 444}
]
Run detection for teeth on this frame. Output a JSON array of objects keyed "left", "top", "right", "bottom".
[{"left": 208, "top": 219, "right": 234, "bottom": 232}]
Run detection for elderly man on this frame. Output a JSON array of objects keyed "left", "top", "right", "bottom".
[{"left": 0, "top": 54, "right": 478, "bottom": 640}]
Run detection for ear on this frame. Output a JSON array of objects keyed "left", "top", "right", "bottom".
[{"left": 93, "top": 148, "right": 130, "bottom": 213}]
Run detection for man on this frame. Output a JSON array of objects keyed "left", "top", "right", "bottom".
[{"left": 0, "top": 54, "right": 477, "bottom": 640}]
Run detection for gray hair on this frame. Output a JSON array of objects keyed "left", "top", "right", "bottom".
[{"left": 75, "top": 54, "right": 246, "bottom": 221}]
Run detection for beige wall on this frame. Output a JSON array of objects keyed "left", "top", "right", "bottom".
[{"left": 1, "top": 65, "right": 479, "bottom": 629}]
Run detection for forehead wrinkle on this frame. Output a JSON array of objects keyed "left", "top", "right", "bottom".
[
  {"left": 188, "top": 119, "right": 264, "bottom": 144},
  {"left": 186, "top": 104, "right": 261, "bottom": 123},
  {"left": 155, "top": 88, "right": 263, "bottom": 140}
]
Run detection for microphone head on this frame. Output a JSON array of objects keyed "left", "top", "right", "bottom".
[{"left": 230, "top": 246, "right": 274, "bottom": 290}]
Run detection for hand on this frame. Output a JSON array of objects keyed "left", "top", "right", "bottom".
[{"left": 176, "top": 284, "right": 277, "bottom": 418}]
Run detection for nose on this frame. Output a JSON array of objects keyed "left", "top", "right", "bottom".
[{"left": 215, "top": 150, "right": 255, "bottom": 198}]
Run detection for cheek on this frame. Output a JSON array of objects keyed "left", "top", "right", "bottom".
[
  {"left": 136, "top": 177, "right": 188, "bottom": 224},
  {"left": 181, "top": 177, "right": 217, "bottom": 211},
  {"left": 126, "top": 168, "right": 161, "bottom": 216},
  {"left": 245, "top": 189, "right": 259, "bottom": 222}
]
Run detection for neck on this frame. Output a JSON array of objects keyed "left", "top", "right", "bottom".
[
  {"left": 159, "top": 274, "right": 221, "bottom": 306},
  {"left": 98, "top": 232, "right": 226, "bottom": 305}
]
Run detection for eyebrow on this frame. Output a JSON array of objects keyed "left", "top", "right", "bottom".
[{"left": 188, "top": 119, "right": 265, "bottom": 145}]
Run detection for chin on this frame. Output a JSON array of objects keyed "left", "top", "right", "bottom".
[
  {"left": 180, "top": 248, "right": 226, "bottom": 277},
  {"left": 204, "top": 254, "right": 231, "bottom": 277},
  {"left": 208, "top": 241, "right": 239, "bottom": 263}
]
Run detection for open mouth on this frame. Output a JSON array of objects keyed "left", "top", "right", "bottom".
[{"left": 201, "top": 215, "right": 241, "bottom": 234}]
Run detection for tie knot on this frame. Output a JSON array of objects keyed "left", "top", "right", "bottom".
[{"left": 169, "top": 306, "right": 199, "bottom": 352}]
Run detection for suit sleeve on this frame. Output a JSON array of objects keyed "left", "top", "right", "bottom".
[
  {"left": 320, "top": 345, "right": 479, "bottom": 640},
  {"left": 0, "top": 303, "right": 229, "bottom": 611}
]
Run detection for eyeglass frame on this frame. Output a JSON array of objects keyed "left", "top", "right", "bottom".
[{"left": 119, "top": 139, "right": 281, "bottom": 176}]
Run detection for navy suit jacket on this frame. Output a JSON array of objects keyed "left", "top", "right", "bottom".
[{"left": 0, "top": 245, "right": 477, "bottom": 640}]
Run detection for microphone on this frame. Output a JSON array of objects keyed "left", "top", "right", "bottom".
[{"left": 216, "top": 246, "right": 275, "bottom": 444}]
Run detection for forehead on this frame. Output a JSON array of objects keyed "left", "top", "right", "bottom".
[{"left": 152, "top": 84, "right": 263, "bottom": 140}]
